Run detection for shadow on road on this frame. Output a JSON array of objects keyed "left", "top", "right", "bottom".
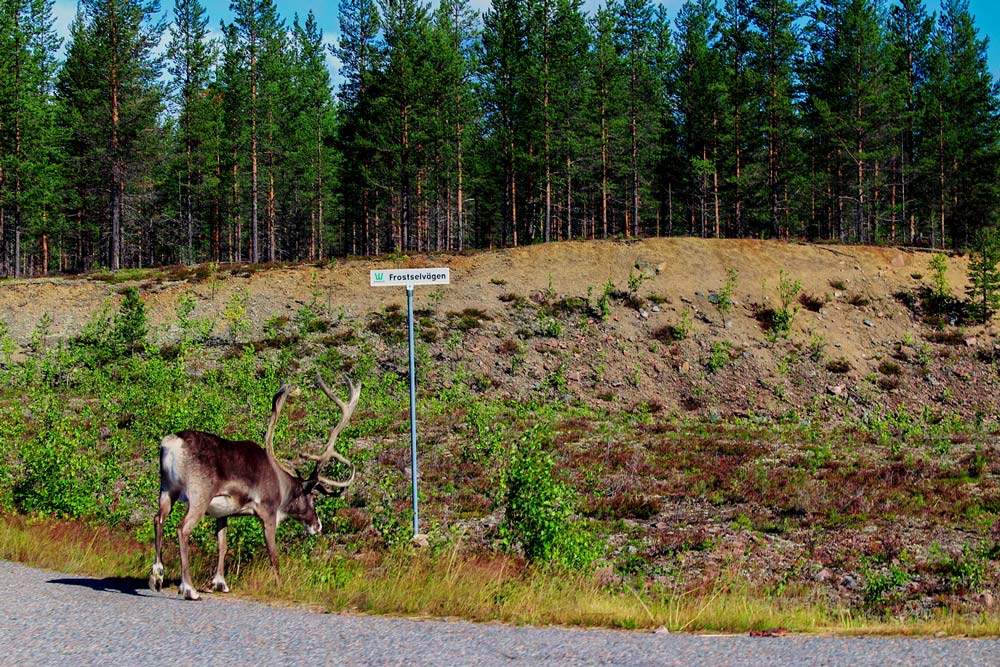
[{"left": 48, "top": 576, "right": 148, "bottom": 596}]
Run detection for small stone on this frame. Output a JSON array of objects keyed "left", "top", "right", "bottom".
[
  {"left": 827, "top": 385, "right": 845, "bottom": 396},
  {"left": 863, "top": 319, "right": 875, "bottom": 327},
  {"left": 411, "top": 534, "right": 430, "bottom": 549},
  {"left": 653, "top": 626, "right": 670, "bottom": 635}
]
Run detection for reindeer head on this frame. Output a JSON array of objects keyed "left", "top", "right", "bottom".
[{"left": 265, "top": 375, "right": 361, "bottom": 536}]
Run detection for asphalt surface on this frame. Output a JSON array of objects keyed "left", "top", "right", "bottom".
[{"left": 2, "top": 560, "right": 999, "bottom": 666}]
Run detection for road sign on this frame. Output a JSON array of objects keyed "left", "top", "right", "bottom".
[
  {"left": 370, "top": 268, "right": 450, "bottom": 287},
  {"left": 369, "top": 266, "right": 451, "bottom": 539}
]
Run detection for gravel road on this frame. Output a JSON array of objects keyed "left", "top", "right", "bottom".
[{"left": 2, "top": 560, "right": 999, "bottom": 667}]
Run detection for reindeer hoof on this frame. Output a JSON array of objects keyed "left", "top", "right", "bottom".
[
  {"left": 149, "top": 564, "right": 164, "bottom": 592},
  {"left": 178, "top": 582, "right": 201, "bottom": 600},
  {"left": 211, "top": 576, "right": 230, "bottom": 593}
]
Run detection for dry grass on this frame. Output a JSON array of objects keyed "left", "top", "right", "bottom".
[
  {"left": 244, "top": 547, "right": 843, "bottom": 632},
  {"left": 0, "top": 514, "right": 148, "bottom": 578},
  {"left": 3, "top": 514, "right": 1000, "bottom": 636}
]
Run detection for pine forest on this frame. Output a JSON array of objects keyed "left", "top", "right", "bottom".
[{"left": 1, "top": 0, "right": 999, "bottom": 277}]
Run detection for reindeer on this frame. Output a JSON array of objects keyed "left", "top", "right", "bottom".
[{"left": 148, "top": 374, "right": 360, "bottom": 600}]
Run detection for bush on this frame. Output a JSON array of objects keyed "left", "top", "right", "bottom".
[
  {"left": 112, "top": 287, "right": 148, "bottom": 354},
  {"left": 706, "top": 340, "right": 733, "bottom": 373},
  {"left": 11, "top": 396, "right": 102, "bottom": 518},
  {"left": 71, "top": 287, "right": 149, "bottom": 363},
  {"left": 501, "top": 428, "right": 599, "bottom": 570}
]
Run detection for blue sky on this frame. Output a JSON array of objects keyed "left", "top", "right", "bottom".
[{"left": 49, "top": 0, "right": 1000, "bottom": 81}]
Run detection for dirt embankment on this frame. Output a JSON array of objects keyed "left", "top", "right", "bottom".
[
  {"left": 0, "top": 238, "right": 991, "bottom": 420},
  {"left": 5, "top": 238, "right": 1000, "bottom": 617}
]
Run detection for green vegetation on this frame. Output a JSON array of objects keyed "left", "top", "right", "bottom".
[
  {"left": 712, "top": 268, "right": 738, "bottom": 324},
  {"left": 966, "top": 228, "right": 1000, "bottom": 324},
  {"left": 4, "top": 258, "right": 1000, "bottom": 634}
]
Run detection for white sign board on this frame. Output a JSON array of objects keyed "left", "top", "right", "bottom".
[{"left": 370, "top": 268, "right": 450, "bottom": 287}]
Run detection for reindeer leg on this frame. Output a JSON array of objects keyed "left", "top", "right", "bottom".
[
  {"left": 149, "top": 490, "right": 174, "bottom": 593},
  {"left": 260, "top": 512, "right": 282, "bottom": 588},
  {"left": 211, "top": 517, "right": 230, "bottom": 593},
  {"left": 177, "top": 497, "right": 210, "bottom": 601}
]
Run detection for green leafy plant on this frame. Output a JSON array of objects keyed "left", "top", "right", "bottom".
[
  {"left": 713, "top": 268, "right": 738, "bottom": 324},
  {"left": 861, "top": 555, "right": 912, "bottom": 610},
  {"left": 706, "top": 340, "right": 733, "bottom": 373},
  {"left": 594, "top": 280, "right": 615, "bottom": 321},
  {"left": 935, "top": 543, "right": 988, "bottom": 593},
  {"left": 112, "top": 287, "right": 148, "bottom": 354},
  {"left": 223, "top": 287, "right": 251, "bottom": 342},
  {"left": 0, "top": 321, "right": 15, "bottom": 365},
  {"left": 807, "top": 335, "right": 827, "bottom": 363},
  {"left": 31, "top": 313, "right": 52, "bottom": 355},
  {"left": 929, "top": 253, "right": 952, "bottom": 311},
  {"left": 175, "top": 292, "right": 214, "bottom": 349},
  {"left": 657, "top": 309, "right": 693, "bottom": 342},
  {"left": 769, "top": 271, "right": 802, "bottom": 339},
  {"left": 501, "top": 428, "right": 598, "bottom": 570}
]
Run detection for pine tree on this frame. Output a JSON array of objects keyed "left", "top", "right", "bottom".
[
  {"left": 615, "top": 0, "right": 658, "bottom": 237},
  {"left": 0, "top": 0, "right": 64, "bottom": 276},
  {"left": 674, "top": 0, "right": 724, "bottom": 238},
  {"left": 886, "top": 0, "right": 933, "bottom": 244},
  {"left": 229, "top": 0, "right": 284, "bottom": 262},
  {"left": 750, "top": 0, "right": 804, "bottom": 239},
  {"left": 429, "top": 0, "right": 479, "bottom": 250},
  {"left": 216, "top": 23, "right": 248, "bottom": 262},
  {"left": 718, "top": 0, "right": 756, "bottom": 238},
  {"left": 922, "top": 0, "right": 1000, "bottom": 249},
  {"left": 803, "top": 0, "right": 893, "bottom": 243},
  {"left": 166, "top": 0, "right": 216, "bottom": 264},
  {"left": 966, "top": 226, "right": 1000, "bottom": 324},
  {"left": 57, "top": 0, "right": 164, "bottom": 271},
  {"left": 548, "top": 0, "right": 591, "bottom": 242},
  {"left": 375, "top": 0, "right": 435, "bottom": 252},
  {"left": 289, "top": 12, "right": 335, "bottom": 260},
  {"left": 335, "top": 0, "right": 381, "bottom": 255},
  {"left": 649, "top": 4, "right": 681, "bottom": 238},
  {"left": 481, "top": 0, "right": 530, "bottom": 246},
  {"left": 590, "top": 5, "right": 627, "bottom": 239}
]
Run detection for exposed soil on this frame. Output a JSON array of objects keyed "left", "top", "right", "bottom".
[{"left": 3, "top": 237, "right": 1000, "bottom": 618}]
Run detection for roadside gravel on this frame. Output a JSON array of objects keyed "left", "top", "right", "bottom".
[{"left": 1, "top": 560, "right": 998, "bottom": 666}]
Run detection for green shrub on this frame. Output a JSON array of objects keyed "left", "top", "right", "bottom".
[
  {"left": 11, "top": 397, "right": 101, "bottom": 518},
  {"left": 769, "top": 271, "right": 802, "bottom": 339},
  {"left": 112, "top": 287, "right": 148, "bottom": 354},
  {"left": 501, "top": 428, "right": 599, "bottom": 570},
  {"left": 713, "top": 268, "right": 738, "bottom": 323},
  {"left": 936, "top": 543, "right": 988, "bottom": 593},
  {"left": 929, "top": 253, "right": 951, "bottom": 306},
  {"left": 706, "top": 340, "right": 733, "bottom": 373}
]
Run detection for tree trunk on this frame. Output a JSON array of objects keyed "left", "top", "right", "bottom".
[{"left": 249, "top": 1, "right": 259, "bottom": 263}]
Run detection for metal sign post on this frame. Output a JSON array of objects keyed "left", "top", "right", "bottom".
[{"left": 370, "top": 268, "right": 450, "bottom": 537}]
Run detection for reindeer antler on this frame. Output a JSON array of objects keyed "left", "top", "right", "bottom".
[
  {"left": 306, "top": 373, "right": 360, "bottom": 491},
  {"left": 264, "top": 384, "right": 300, "bottom": 477}
]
